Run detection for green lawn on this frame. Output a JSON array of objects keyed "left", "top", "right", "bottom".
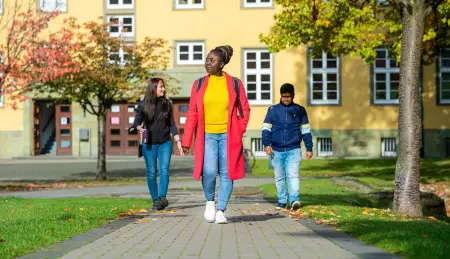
[
  {"left": 252, "top": 158, "right": 450, "bottom": 189},
  {"left": 0, "top": 197, "right": 151, "bottom": 259},
  {"left": 261, "top": 179, "right": 450, "bottom": 259}
]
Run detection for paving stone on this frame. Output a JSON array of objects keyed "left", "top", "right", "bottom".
[{"left": 19, "top": 182, "right": 398, "bottom": 259}]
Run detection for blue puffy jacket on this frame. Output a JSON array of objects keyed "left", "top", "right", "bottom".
[{"left": 262, "top": 102, "right": 313, "bottom": 152}]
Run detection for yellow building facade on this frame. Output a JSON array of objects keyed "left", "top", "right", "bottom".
[{"left": 0, "top": 0, "right": 449, "bottom": 158}]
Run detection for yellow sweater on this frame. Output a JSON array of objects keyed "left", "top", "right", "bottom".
[{"left": 204, "top": 74, "right": 229, "bottom": 134}]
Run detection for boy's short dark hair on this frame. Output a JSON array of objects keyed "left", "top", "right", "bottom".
[{"left": 280, "top": 83, "right": 295, "bottom": 95}]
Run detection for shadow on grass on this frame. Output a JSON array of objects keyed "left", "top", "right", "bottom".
[{"left": 336, "top": 219, "right": 450, "bottom": 259}]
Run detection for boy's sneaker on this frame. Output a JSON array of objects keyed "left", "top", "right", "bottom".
[
  {"left": 204, "top": 201, "right": 216, "bottom": 223},
  {"left": 291, "top": 201, "right": 301, "bottom": 211},
  {"left": 215, "top": 210, "right": 227, "bottom": 224},
  {"left": 276, "top": 203, "right": 286, "bottom": 210}
]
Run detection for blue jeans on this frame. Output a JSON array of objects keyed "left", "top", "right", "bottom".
[
  {"left": 142, "top": 141, "right": 172, "bottom": 201},
  {"left": 271, "top": 148, "right": 301, "bottom": 205},
  {"left": 202, "top": 133, "right": 233, "bottom": 211}
]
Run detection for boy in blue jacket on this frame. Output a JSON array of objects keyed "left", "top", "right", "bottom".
[{"left": 262, "top": 83, "right": 313, "bottom": 211}]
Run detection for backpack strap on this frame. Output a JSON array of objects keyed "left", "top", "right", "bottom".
[
  {"left": 196, "top": 76, "right": 206, "bottom": 91},
  {"left": 232, "top": 77, "right": 244, "bottom": 119}
]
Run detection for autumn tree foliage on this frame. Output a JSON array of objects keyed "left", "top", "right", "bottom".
[
  {"left": 24, "top": 18, "right": 174, "bottom": 180},
  {"left": 260, "top": 0, "right": 450, "bottom": 217},
  {"left": 0, "top": 1, "right": 77, "bottom": 109}
]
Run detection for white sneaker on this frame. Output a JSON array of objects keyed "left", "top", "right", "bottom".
[
  {"left": 215, "top": 210, "right": 227, "bottom": 224},
  {"left": 204, "top": 201, "right": 216, "bottom": 223}
]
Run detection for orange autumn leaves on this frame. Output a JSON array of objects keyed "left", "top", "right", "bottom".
[{"left": 1, "top": 9, "right": 81, "bottom": 109}]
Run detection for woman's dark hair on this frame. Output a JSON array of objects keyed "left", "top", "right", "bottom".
[
  {"left": 143, "top": 78, "right": 171, "bottom": 127},
  {"left": 211, "top": 45, "right": 234, "bottom": 65}
]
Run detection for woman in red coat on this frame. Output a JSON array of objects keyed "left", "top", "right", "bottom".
[{"left": 181, "top": 45, "right": 250, "bottom": 224}]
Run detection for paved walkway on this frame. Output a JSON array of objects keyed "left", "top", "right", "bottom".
[{"left": 15, "top": 182, "right": 397, "bottom": 259}]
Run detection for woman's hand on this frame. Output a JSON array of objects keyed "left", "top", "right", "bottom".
[
  {"left": 182, "top": 147, "right": 190, "bottom": 155},
  {"left": 136, "top": 125, "right": 145, "bottom": 134},
  {"left": 177, "top": 141, "right": 184, "bottom": 156}
]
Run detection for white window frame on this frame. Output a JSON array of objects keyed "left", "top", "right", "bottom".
[
  {"left": 243, "top": 0, "right": 273, "bottom": 8},
  {"left": 175, "top": 0, "right": 204, "bottom": 10},
  {"left": 244, "top": 49, "right": 273, "bottom": 105},
  {"left": 0, "top": 93, "right": 3, "bottom": 108},
  {"left": 309, "top": 51, "right": 340, "bottom": 105},
  {"left": 439, "top": 48, "right": 450, "bottom": 104},
  {"left": 251, "top": 138, "right": 266, "bottom": 157},
  {"left": 175, "top": 41, "right": 205, "bottom": 65},
  {"left": 317, "top": 138, "right": 333, "bottom": 157},
  {"left": 381, "top": 138, "right": 397, "bottom": 157},
  {"left": 107, "top": 0, "right": 134, "bottom": 9},
  {"left": 108, "top": 44, "right": 133, "bottom": 65},
  {"left": 373, "top": 49, "right": 400, "bottom": 105},
  {"left": 40, "top": 0, "right": 67, "bottom": 12},
  {"left": 107, "top": 15, "right": 135, "bottom": 38},
  {"left": 0, "top": 0, "right": 3, "bottom": 14}
]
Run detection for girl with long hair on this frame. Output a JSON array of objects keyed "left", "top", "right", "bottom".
[{"left": 132, "top": 78, "right": 183, "bottom": 210}]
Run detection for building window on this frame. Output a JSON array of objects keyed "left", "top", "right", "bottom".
[
  {"left": 244, "top": 49, "right": 273, "bottom": 105},
  {"left": 381, "top": 138, "right": 397, "bottom": 157},
  {"left": 107, "top": 0, "right": 134, "bottom": 9},
  {"left": 175, "top": 0, "right": 204, "bottom": 9},
  {"left": 243, "top": 0, "right": 273, "bottom": 8},
  {"left": 439, "top": 48, "right": 450, "bottom": 104},
  {"left": 317, "top": 138, "right": 333, "bottom": 157},
  {"left": 107, "top": 16, "right": 135, "bottom": 38},
  {"left": 176, "top": 41, "right": 205, "bottom": 65},
  {"left": 179, "top": 104, "right": 189, "bottom": 112},
  {"left": 251, "top": 138, "right": 266, "bottom": 157},
  {"left": 0, "top": 0, "right": 3, "bottom": 14},
  {"left": 40, "top": 0, "right": 67, "bottom": 12},
  {"left": 309, "top": 50, "right": 340, "bottom": 105},
  {"left": 373, "top": 49, "right": 400, "bottom": 104},
  {"left": 108, "top": 45, "right": 133, "bottom": 65},
  {"left": 0, "top": 92, "right": 3, "bottom": 108}
]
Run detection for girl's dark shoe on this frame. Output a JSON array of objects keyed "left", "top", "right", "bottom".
[
  {"left": 152, "top": 200, "right": 164, "bottom": 210},
  {"left": 161, "top": 197, "right": 169, "bottom": 209}
]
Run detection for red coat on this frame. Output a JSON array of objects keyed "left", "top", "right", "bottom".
[{"left": 181, "top": 72, "right": 251, "bottom": 181}]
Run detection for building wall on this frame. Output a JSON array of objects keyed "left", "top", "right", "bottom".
[{"left": 0, "top": 0, "right": 449, "bottom": 157}]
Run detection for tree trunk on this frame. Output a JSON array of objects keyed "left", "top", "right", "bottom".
[
  {"left": 393, "top": 2, "right": 426, "bottom": 217},
  {"left": 96, "top": 114, "right": 107, "bottom": 180}
]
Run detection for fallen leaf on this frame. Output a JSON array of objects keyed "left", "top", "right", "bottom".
[
  {"left": 161, "top": 210, "right": 167, "bottom": 213},
  {"left": 26, "top": 203, "right": 30, "bottom": 207},
  {"left": 68, "top": 218, "right": 73, "bottom": 222},
  {"left": 169, "top": 210, "right": 175, "bottom": 214},
  {"left": 0, "top": 239, "right": 5, "bottom": 243},
  {"left": 139, "top": 209, "right": 148, "bottom": 213},
  {"left": 118, "top": 212, "right": 126, "bottom": 216},
  {"left": 77, "top": 186, "right": 84, "bottom": 189},
  {"left": 64, "top": 208, "right": 70, "bottom": 211},
  {"left": 428, "top": 216, "right": 438, "bottom": 221},
  {"left": 255, "top": 203, "right": 260, "bottom": 206},
  {"left": 151, "top": 218, "right": 157, "bottom": 221},
  {"left": 140, "top": 220, "right": 149, "bottom": 223},
  {"left": 79, "top": 208, "right": 84, "bottom": 211}
]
